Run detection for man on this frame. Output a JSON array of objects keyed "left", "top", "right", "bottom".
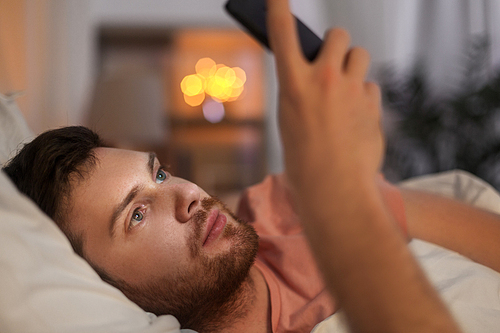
[
  {"left": 3, "top": 1, "right": 500, "bottom": 332},
  {"left": 7, "top": 126, "right": 401, "bottom": 332},
  {"left": 5, "top": 131, "right": 500, "bottom": 333}
]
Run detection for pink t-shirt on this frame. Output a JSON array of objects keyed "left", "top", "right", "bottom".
[{"left": 236, "top": 174, "right": 406, "bottom": 333}]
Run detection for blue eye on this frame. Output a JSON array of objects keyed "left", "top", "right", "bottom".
[
  {"left": 130, "top": 209, "right": 144, "bottom": 228},
  {"left": 156, "top": 169, "right": 167, "bottom": 184}
]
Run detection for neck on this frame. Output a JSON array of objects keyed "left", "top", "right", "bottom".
[{"left": 218, "top": 265, "right": 272, "bottom": 333}]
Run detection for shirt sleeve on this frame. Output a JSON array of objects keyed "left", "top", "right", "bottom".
[{"left": 237, "top": 173, "right": 407, "bottom": 238}]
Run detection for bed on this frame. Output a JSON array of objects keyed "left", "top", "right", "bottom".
[
  {"left": 1, "top": 93, "right": 500, "bottom": 333},
  {"left": 312, "top": 171, "right": 500, "bottom": 333}
]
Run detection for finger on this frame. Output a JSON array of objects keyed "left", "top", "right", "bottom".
[
  {"left": 365, "top": 81, "right": 381, "bottom": 100},
  {"left": 318, "top": 28, "right": 351, "bottom": 70},
  {"left": 365, "top": 81, "right": 382, "bottom": 109},
  {"left": 344, "top": 47, "right": 371, "bottom": 79},
  {"left": 266, "top": 0, "right": 304, "bottom": 79}
]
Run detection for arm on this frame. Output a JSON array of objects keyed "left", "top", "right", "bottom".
[
  {"left": 402, "top": 187, "right": 500, "bottom": 272},
  {"left": 266, "top": 0, "right": 461, "bottom": 332}
]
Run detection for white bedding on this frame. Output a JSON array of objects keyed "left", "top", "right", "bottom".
[
  {"left": 0, "top": 93, "right": 33, "bottom": 164},
  {"left": 312, "top": 171, "right": 500, "bottom": 333},
  {"left": 2, "top": 93, "right": 500, "bottom": 332},
  {"left": 0, "top": 93, "right": 195, "bottom": 333}
]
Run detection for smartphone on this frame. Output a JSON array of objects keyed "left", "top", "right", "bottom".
[{"left": 224, "top": 0, "right": 323, "bottom": 62}]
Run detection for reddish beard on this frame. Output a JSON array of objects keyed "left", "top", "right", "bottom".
[
  {"left": 188, "top": 196, "right": 247, "bottom": 259},
  {"left": 108, "top": 196, "right": 260, "bottom": 333}
]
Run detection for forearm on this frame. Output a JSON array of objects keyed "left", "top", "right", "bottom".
[
  {"left": 401, "top": 187, "right": 500, "bottom": 272},
  {"left": 265, "top": 0, "right": 462, "bottom": 330},
  {"left": 295, "top": 176, "right": 461, "bottom": 333}
]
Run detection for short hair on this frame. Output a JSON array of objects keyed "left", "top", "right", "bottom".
[{"left": 2, "top": 126, "right": 106, "bottom": 255}]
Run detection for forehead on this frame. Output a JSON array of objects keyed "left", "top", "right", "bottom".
[
  {"left": 72, "top": 147, "right": 151, "bottom": 200},
  {"left": 68, "top": 147, "right": 151, "bottom": 224},
  {"left": 92, "top": 147, "right": 150, "bottom": 178}
]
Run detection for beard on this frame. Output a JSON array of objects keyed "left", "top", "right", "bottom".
[{"left": 108, "top": 196, "right": 260, "bottom": 332}]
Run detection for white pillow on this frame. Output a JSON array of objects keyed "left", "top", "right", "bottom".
[
  {"left": 0, "top": 94, "right": 194, "bottom": 333},
  {"left": 0, "top": 93, "right": 33, "bottom": 166}
]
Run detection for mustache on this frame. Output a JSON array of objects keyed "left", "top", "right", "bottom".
[
  {"left": 189, "top": 196, "right": 235, "bottom": 258},
  {"left": 192, "top": 197, "right": 219, "bottom": 230},
  {"left": 193, "top": 196, "right": 238, "bottom": 229}
]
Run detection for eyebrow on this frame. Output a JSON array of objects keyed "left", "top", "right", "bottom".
[{"left": 108, "top": 152, "right": 157, "bottom": 238}]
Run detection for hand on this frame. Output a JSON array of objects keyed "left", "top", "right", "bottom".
[
  {"left": 265, "top": 4, "right": 463, "bottom": 332},
  {"left": 266, "top": 0, "right": 384, "bottom": 205}
]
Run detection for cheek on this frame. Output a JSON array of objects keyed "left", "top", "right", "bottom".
[
  {"left": 113, "top": 223, "right": 193, "bottom": 284},
  {"left": 148, "top": 230, "right": 187, "bottom": 264}
]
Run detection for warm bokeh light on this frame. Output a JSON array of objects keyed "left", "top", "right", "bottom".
[
  {"left": 183, "top": 92, "right": 205, "bottom": 107},
  {"left": 180, "top": 57, "right": 246, "bottom": 107},
  {"left": 180, "top": 74, "right": 204, "bottom": 96},
  {"left": 195, "top": 57, "right": 216, "bottom": 78},
  {"left": 232, "top": 67, "right": 246, "bottom": 86}
]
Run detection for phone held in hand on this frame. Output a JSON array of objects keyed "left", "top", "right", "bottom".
[{"left": 224, "top": 0, "right": 323, "bottom": 62}]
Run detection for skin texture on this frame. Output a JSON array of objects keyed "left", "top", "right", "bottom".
[
  {"left": 266, "top": 0, "right": 462, "bottom": 332},
  {"left": 33, "top": 1, "right": 499, "bottom": 331},
  {"left": 63, "top": 148, "right": 496, "bottom": 333},
  {"left": 402, "top": 187, "right": 500, "bottom": 273},
  {"left": 65, "top": 147, "right": 269, "bottom": 333}
]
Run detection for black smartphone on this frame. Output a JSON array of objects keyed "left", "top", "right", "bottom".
[{"left": 224, "top": 0, "right": 323, "bottom": 62}]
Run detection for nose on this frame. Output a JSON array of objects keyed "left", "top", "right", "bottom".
[{"left": 174, "top": 181, "right": 201, "bottom": 223}]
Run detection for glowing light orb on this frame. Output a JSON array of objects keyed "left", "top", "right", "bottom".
[
  {"left": 184, "top": 92, "right": 205, "bottom": 107},
  {"left": 195, "top": 57, "right": 216, "bottom": 78},
  {"left": 181, "top": 57, "right": 246, "bottom": 110},
  {"left": 180, "top": 74, "right": 204, "bottom": 96}
]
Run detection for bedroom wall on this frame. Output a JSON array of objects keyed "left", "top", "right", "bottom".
[
  {"left": 326, "top": 0, "right": 500, "bottom": 96},
  {"left": 325, "top": 0, "right": 421, "bottom": 75},
  {"left": 19, "top": 0, "right": 328, "bottom": 174},
  {"left": 19, "top": 0, "right": 496, "bottom": 174},
  {"left": 0, "top": 1, "right": 27, "bottom": 112}
]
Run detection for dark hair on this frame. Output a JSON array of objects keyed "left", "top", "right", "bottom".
[{"left": 2, "top": 126, "right": 106, "bottom": 255}]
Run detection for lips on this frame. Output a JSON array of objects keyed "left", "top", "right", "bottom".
[{"left": 202, "top": 209, "right": 228, "bottom": 247}]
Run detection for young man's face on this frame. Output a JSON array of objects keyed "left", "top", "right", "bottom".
[{"left": 67, "top": 147, "right": 259, "bottom": 325}]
